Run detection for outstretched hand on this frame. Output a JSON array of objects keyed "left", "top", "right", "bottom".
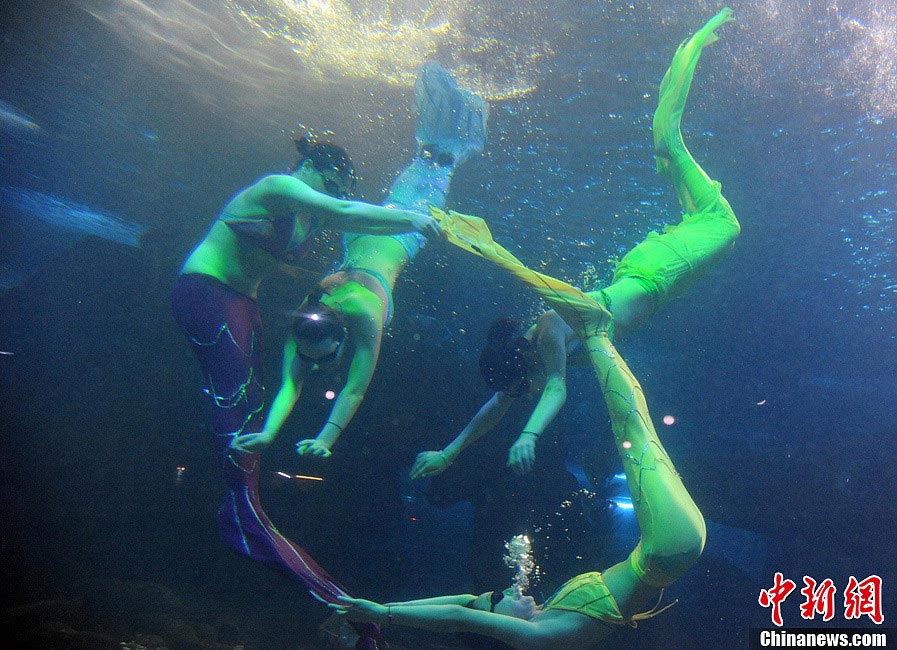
[
  {"left": 411, "top": 213, "right": 445, "bottom": 240},
  {"left": 329, "top": 596, "right": 386, "bottom": 624},
  {"left": 410, "top": 450, "right": 451, "bottom": 479},
  {"left": 507, "top": 433, "right": 537, "bottom": 475},
  {"left": 229, "top": 431, "right": 276, "bottom": 454},
  {"left": 296, "top": 438, "right": 332, "bottom": 458}
]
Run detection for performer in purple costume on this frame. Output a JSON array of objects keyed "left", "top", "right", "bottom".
[
  {"left": 172, "top": 134, "right": 443, "bottom": 648},
  {"left": 173, "top": 61, "right": 487, "bottom": 648},
  {"left": 170, "top": 273, "right": 356, "bottom": 593}
]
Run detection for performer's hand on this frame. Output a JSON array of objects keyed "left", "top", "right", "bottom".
[
  {"left": 410, "top": 450, "right": 451, "bottom": 479},
  {"left": 230, "top": 431, "right": 276, "bottom": 454},
  {"left": 508, "top": 433, "right": 537, "bottom": 475},
  {"left": 329, "top": 596, "right": 387, "bottom": 623},
  {"left": 296, "top": 439, "right": 332, "bottom": 458},
  {"left": 411, "top": 212, "right": 445, "bottom": 240}
]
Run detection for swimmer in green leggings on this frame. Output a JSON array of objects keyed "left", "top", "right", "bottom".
[
  {"left": 412, "top": 6, "right": 740, "bottom": 479},
  {"left": 230, "top": 63, "right": 488, "bottom": 456},
  {"left": 333, "top": 307, "right": 704, "bottom": 647},
  {"left": 328, "top": 14, "right": 728, "bottom": 647}
]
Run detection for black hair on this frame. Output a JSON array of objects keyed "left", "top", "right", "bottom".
[
  {"left": 290, "top": 289, "right": 346, "bottom": 344},
  {"left": 290, "top": 137, "right": 355, "bottom": 187},
  {"left": 478, "top": 318, "right": 535, "bottom": 392}
]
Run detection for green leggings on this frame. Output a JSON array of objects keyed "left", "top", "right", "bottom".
[
  {"left": 434, "top": 8, "right": 734, "bottom": 594},
  {"left": 602, "top": 7, "right": 735, "bottom": 589},
  {"left": 592, "top": 7, "right": 740, "bottom": 319}
]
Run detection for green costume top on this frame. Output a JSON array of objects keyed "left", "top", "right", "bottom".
[
  {"left": 542, "top": 572, "right": 626, "bottom": 625},
  {"left": 543, "top": 567, "right": 678, "bottom": 627}
]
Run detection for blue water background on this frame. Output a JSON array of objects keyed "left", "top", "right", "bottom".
[{"left": 1, "top": 1, "right": 895, "bottom": 647}]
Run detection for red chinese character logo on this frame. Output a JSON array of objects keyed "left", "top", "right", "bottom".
[
  {"left": 759, "top": 572, "right": 797, "bottom": 626},
  {"left": 799, "top": 576, "right": 837, "bottom": 621},
  {"left": 844, "top": 575, "right": 884, "bottom": 624}
]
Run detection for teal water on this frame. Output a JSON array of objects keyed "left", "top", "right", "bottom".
[{"left": 1, "top": 1, "right": 895, "bottom": 648}]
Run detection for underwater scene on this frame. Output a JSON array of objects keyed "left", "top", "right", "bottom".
[{"left": 1, "top": 1, "right": 895, "bottom": 648}]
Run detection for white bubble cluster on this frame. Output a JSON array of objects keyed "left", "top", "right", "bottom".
[{"left": 503, "top": 534, "right": 539, "bottom": 597}]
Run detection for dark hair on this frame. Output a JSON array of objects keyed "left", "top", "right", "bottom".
[
  {"left": 290, "top": 137, "right": 355, "bottom": 187},
  {"left": 478, "top": 318, "right": 534, "bottom": 392},
  {"left": 290, "top": 289, "right": 346, "bottom": 344}
]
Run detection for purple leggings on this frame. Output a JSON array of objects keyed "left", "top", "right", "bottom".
[
  {"left": 172, "top": 274, "right": 382, "bottom": 648},
  {"left": 171, "top": 274, "right": 265, "bottom": 445}
]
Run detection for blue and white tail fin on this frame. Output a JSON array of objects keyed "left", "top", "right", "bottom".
[{"left": 415, "top": 62, "right": 488, "bottom": 167}]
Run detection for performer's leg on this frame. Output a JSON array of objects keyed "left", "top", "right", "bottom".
[
  {"left": 585, "top": 331, "right": 705, "bottom": 593},
  {"left": 386, "top": 62, "right": 488, "bottom": 214},
  {"left": 596, "top": 8, "right": 739, "bottom": 334}
]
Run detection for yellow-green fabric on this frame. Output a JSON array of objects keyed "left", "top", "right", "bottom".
[
  {"left": 585, "top": 331, "right": 706, "bottom": 591},
  {"left": 611, "top": 7, "right": 739, "bottom": 314},
  {"left": 429, "top": 206, "right": 611, "bottom": 341},
  {"left": 542, "top": 572, "right": 626, "bottom": 625},
  {"left": 628, "top": 543, "right": 672, "bottom": 589},
  {"left": 608, "top": 190, "right": 739, "bottom": 313},
  {"left": 654, "top": 7, "right": 733, "bottom": 208},
  {"left": 543, "top": 569, "right": 678, "bottom": 626}
]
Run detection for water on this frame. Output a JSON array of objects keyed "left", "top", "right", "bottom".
[{"left": 1, "top": 1, "right": 895, "bottom": 648}]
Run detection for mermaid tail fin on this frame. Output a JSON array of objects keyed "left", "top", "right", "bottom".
[
  {"left": 415, "top": 62, "right": 488, "bottom": 166},
  {"left": 653, "top": 7, "right": 733, "bottom": 213}
]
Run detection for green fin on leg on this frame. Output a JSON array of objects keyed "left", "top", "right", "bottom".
[{"left": 653, "top": 8, "right": 734, "bottom": 209}]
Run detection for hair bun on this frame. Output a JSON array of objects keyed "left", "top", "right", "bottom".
[{"left": 486, "top": 317, "right": 520, "bottom": 344}]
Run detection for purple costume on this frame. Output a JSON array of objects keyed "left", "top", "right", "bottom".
[{"left": 171, "top": 273, "right": 383, "bottom": 649}]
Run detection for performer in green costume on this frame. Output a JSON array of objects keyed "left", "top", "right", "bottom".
[
  {"left": 230, "top": 63, "right": 488, "bottom": 457},
  {"left": 331, "top": 10, "right": 731, "bottom": 649},
  {"left": 412, "top": 5, "right": 740, "bottom": 479}
]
